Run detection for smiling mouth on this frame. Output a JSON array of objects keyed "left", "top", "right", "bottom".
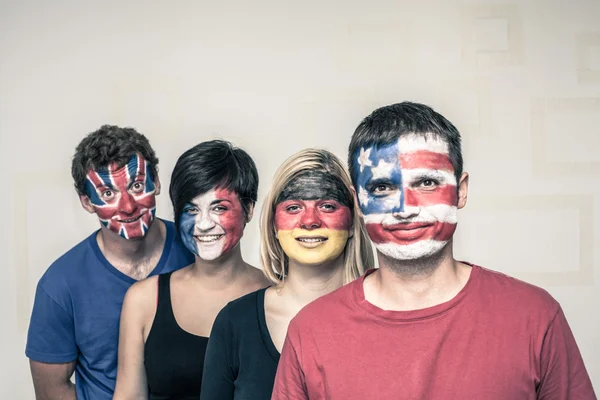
[
  {"left": 117, "top": 214, "right": 143, "bottom": 224},
  {"left": 386, "top": 222, "right": 433, "bottom": 231},
  {"left": 195, "top": 234, "right": 224, "bottom": 243}
]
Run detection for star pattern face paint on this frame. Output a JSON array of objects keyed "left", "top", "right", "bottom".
[
  {"left": 84, "top": 154, "right": 157, "bottom": 239},
  {"left": 179, "top": 188, "right": 246, "bottom": 261},
  {"left": 353, "top": 134, "right": 458, "bottom": 260},
  {"left": 275, "top": 172, "right": 353, "bottom": 266}
]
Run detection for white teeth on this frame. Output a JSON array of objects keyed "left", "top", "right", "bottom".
[
  {"left": 297, "top": 238, "right": 326, "bottom": 243},
  {"left": 195, "top": 235, "right": 223, "bottom": 243}
]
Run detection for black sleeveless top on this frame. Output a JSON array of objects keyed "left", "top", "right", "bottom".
[{"left": 144, "top": 272, "right": 209, "bottom": 400}]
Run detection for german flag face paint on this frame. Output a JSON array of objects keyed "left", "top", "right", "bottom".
[
  {"left": 274, "top": 171, "right": 352, "bottom": 266},
  {"left": 84, "top": 154, "right": 157, "bottom": 240}
]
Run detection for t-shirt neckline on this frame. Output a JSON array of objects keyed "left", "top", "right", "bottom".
[
  {"left": 353, "top": 262, "right": 480, "bottom": 322},
  {"left": 89, "top": 218, "right": 174, "bottom": 284},
  {"left": 256, "top": 287, "right": 281, "bottom": 362}
]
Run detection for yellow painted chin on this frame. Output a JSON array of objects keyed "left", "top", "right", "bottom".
[{"left": 277, "top": 228, "right": 349, "bottom": 266}]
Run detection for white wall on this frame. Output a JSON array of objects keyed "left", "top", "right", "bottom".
[{"left": 1, "top": 0, "right": 598, "bottom": 397}]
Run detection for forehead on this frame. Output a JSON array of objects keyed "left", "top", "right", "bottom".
[
  {"left": 90, "top": 154, "right": 146, "bottom": 177},
  {"left": 276, "top": 170, "right": 350, "bottom": 206},
  {"left": 189, "top": 188, "right": 239, "bottom": 205},
  {"left": 355, "top": 134, "right": 451, "bottom": 172}
]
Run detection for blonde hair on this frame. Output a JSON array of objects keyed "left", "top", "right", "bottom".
[{"left": 260, "top": 148, "right": 374, "bottom": 285}]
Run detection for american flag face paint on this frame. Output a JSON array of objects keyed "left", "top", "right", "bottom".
[
  {"left": 84, "top": 154, "right": 157, "bottom": 240},
  {"left": 353, "top": 134, "right": 458, "bottom": 260},
  {"left": 275, "top": 199, "right": 352, "bottom": 266},
  {"left": 179, "top": 188, "right": 246, "bottom": 261}
]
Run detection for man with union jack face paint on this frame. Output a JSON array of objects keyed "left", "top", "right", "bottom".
[
  {"left": 26, "top": 125, "right": 194, "bottom": 400},
  {"left": 272, "top": 102, "right": 595, "bottom": 400}
]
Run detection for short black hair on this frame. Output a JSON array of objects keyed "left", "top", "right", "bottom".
[
  {"left": 72, "top": 125, "right": 159, "bottom": 195},
  {"left": 348, "top": 102, "right": 463, "bottom": 185},
  {"left": 169, "top": 140, "right": 259, "bottom": 231}
]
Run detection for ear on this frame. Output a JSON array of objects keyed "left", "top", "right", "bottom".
[
  {"left": 245, "top": 202, "right": 255, "bottom": 223},
  {"left": 153, "top": 175, "right": 161, "bottom": 196},
  {"left": 350, "top": 185, "right": 365, "bottom": 219},
  {"left": 457, "top": 172, "right": 469, "bottom": 210},
  {"left": 79, "top": 195, "right": 96, "bottom": 214}
]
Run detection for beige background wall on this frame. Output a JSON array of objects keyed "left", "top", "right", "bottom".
[{"left": 1, "top": 0, "right": 598, "bottom": 397}]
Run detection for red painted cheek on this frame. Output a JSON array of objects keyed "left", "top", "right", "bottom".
[
  {"left": 319, "top": 206, "right": 352, "bottom": 230},
  {"left": 215, "top": 189, "right": 246, "bottom": 253},
  {"left": 274, "top": 204, "right": 300, "bottom": 231},
  {"left": 404, "top": 186, "right": 458, "bottom": 207}
]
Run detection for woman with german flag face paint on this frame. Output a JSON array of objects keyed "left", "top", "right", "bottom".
[{"left": 200, "top": 149, "right": 374, "bottom": 400}]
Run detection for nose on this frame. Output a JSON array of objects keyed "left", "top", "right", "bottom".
[
  {"left": 300, "top": 207, "right": 321, "bottom": 230},
  {"left": 197, "top": 214, "right": 217, "bottom": 232},
  {"left": 119, "top": 192, "right": 137, "bottom": 215},
  {"left": 392, "top": 205, "right": 420, "bottom": 220}
]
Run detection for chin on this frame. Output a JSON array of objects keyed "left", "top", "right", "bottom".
[{"left": 375, "top": 240, "right": 448, "bottom": 261}]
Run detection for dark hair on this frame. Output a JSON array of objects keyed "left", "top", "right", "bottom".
[
  {"left": 348, "top": 101, "right": 463, "bottom": 185},
  {"left": 71, "top": 125, "right": 159, "bottom": 195},
  {"left": 169, "top": 140, "right": 259, "bottom": 231}
]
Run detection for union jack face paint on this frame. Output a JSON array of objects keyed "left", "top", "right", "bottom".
[
  {"left": 353, "top": 134, "right": 458, "bottom": 260},
  {"left": 179, "top": 188, "right": 246, "bottom": 261},
  {"left": 84, "top": 154, "right": 157, "bottom": 240}
]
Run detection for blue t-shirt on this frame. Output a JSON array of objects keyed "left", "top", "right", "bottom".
[{"left": 26, "top": 219, "right": 194, "bottom": 400}]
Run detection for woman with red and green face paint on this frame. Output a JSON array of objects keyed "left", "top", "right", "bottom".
[
  {"left": 200, "top": 149, "right": 375, "bottom": 400},
  {"left": 114, "top": 140, "right": 269, "bottom": 400}
]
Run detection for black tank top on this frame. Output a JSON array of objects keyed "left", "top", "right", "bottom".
[{"left": 144, "top": 272, "right": 209, "bottom": 400}]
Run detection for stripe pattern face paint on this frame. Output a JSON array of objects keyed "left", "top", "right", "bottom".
[
  {"left": 179, "top": 188, "right": 246, "bottom": 261},
  {"left": 84, "top": 154, "right": 157, "bottom": 239},
  {"left": 353, "top": 134, "right": 458, "bottom": 260},
  {"left": 275, "top": 199, "right": 352, "bottom": 266}
]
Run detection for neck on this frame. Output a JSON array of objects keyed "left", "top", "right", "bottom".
[
  {"left": 97, "top": 218, "right": 165, "bottom": 263},
  {"left": 278, "top": 256, "right": 345, "bottom": 310},
  {"left": 188, "top": 243, "right": 250, "bottom": 289},
  {"left": 370, "top": 241, "right": 471, "bottom": 311}
]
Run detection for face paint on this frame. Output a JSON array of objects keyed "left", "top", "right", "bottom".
[
  {"left": 179, "top": 188, "right": 246, "bottom": 261},
  {"left": 353, "top": 134, "right": 458, "bottom": 260},
  {"left": 275, "top": 171, "right": 353, "bottom": 266},
  {"left": 84, "top": 154, "right": 157, "bottom": 239}
]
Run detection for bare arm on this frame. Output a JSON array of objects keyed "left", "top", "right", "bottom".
[
  {"left": 113, "top": 279, "right": 155, "bottom": 400},
  {"left": 30, "top": 360, "right": 76, "bottom": 400}
]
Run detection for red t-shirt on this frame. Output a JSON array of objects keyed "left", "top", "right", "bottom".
[{"left": 272, "top": 265, "right": 596, "bottom": 400}]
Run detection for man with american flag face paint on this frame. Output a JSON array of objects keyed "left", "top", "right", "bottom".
[
  {"left": 26, "top": 125, "right": 194, "bottom": 400},
  {"left": 272, "top": 103, "right": 595, "bottom": 400}
]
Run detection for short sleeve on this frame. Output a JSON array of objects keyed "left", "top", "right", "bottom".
[
  {"left": 537, "top": 307, "right": 597, "bottom": 400},
  {"left": 200, "top": 305, "right": 235, "bottom": 400},
  {"left": 271, "top": 320, "right": 309, "bottom": 400},
  {"left": 26, "top": 284, "right": 77, "bottom": 363}
]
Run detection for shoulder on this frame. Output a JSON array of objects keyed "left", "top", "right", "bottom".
[
  {"left": 290, "top": 281, "right": 356, "bottom": 331},
  {"left": 219, "top": 288, "right": 265, "bottom": 325},
  {"left": 475, "top": 265, "right": 559, "bottom": 316},
  {"left": 121, "top": 275, "right": 159, "bottom": 320},
  {"left": 245, "top": 265, "right": 271, "bottom": 290},
  {"left": 36, "top": 233, "right": 98, "bottom": 298}
]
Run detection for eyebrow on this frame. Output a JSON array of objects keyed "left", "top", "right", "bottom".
[{"left": 188, "top": 199, "right": 232, "bottom": 207}]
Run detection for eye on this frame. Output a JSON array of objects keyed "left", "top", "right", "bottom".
[
  {"left": 183, "top": 206, "right": 199, "bottom": 215},
  {"left": 319, "top": 203, "right": 337, "bottom": 212},
  {"left": 101, "top": 190, "right": 115, "bottom": 200},
  {"left": 131, "top": 181, "right": 144, "bottom": 193},
  {"left": 285, "top": 204, "right": 302, "bottom": 213},
  {"left": 369, "top": 184, "right": 396, "bottom": 197},
  {"left": 416, "top": 178, "right": 440, "bottom": 189},
  {"left": 213, "top": 205, "right": 228, "bottom": 213}
]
